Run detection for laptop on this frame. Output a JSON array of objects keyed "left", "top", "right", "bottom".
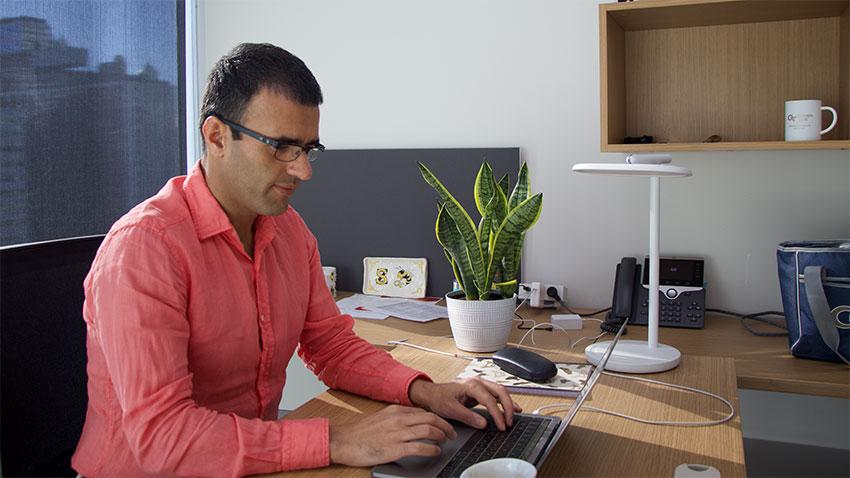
[{"left": 372, "top": 320, "right": 627, "bottom": 478}]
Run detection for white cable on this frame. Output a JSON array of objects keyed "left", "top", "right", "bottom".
[
  {"left": 517, "top": 321, "right": 607, "bottom": 350},
  {"left": 533, "top": 371, "right": 735, "bottom": 427},
  {"left": 517, "top": 322, "right": 572, "bottom": 347},
  {"left": 386, "top": 340, "right": 481, "bottom": 360},
  {"left": 570, "top": 330, "right": 607, "bottom": 349},
  {"left": 390, "top": 338, "right": 735, "bottom": 427},
  {"left": 513, "top": 298, "right": 536, "bottom": 328},
  {"left": 514, "top": 298, "right": 528, "bottom": 313}
]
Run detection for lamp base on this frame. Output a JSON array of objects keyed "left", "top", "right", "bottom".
[{"left": 585, "top": 339, "right": 681, "bottom": 373}]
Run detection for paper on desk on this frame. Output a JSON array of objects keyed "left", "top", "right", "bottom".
[
  {"left": 335, "top": 294, "right": 392, "bottom": 320},
  {"left": 335, "top": 294, "right": 447, "bottom": 322},
  {"left": 370, "top": 301, "right": 447, "bottom": 322}
]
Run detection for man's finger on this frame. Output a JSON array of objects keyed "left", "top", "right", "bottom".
[
  {"left": 446, "top": 403, "right": 488, "bottom": 429},
  {"left": 401, "top": 423, "right": 451, "bottom": 443},
  {"left": 479, "top": 379, "right": 517, "bottom": 427},
  {"left": 464, "top": 381, "right": 506, "bottom": 431},
  {"left": 399, "top": 441, "right": 442, "bottom": 460},
  {"left": 401, "top": 410, "right": 457, "bottom": 440}
]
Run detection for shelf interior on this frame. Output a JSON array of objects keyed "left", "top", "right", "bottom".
[
  {"left": 607, "top": 0, "right": 850, "bottom": 31},
  {"left": 601, "top": 0, "right": 850, "bottom": 151}
]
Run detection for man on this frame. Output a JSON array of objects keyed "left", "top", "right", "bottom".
[{"left": 72, "top": 43, "right": 520, "bottom": 477}]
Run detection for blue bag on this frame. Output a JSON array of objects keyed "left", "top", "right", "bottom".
[{"left": 777, "top": 240, "right": 850, "bottom": 364}]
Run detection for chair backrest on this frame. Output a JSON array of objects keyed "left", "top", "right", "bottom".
[{"left": 1, "top": 235, "right": 104, "bottom": 477}]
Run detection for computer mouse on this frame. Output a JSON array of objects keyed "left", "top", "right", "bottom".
[{"left": 492, "top": 347, "right": 557, "bottom": 382}]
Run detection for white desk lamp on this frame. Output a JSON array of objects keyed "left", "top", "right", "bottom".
[{"left": 572, "top": 153, "right": 692, "bottom": 373}]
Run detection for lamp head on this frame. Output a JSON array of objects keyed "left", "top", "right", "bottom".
[{"left": 624, "top": 153, "right": 672, "bottom": 165}]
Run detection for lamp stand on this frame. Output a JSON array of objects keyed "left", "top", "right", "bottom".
[{"left": 585, "top": 176, "right": 681, "bottom": 373}]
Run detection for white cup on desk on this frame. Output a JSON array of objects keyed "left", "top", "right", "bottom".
[
  {"left": 459, "top": 458, "right": 537, "bottom": 478},
  {"left": 785, "top": 99, "right": 838, "bottom": 141},
  {"left": 322, "top": 266, "right": 336, "bottom": 297}
]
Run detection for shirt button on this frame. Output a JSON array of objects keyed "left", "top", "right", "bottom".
[{"left": 260, "top": 314, "right": 267, "bottom": 321}]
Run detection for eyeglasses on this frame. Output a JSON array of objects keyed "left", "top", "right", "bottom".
[{"left": 214, "top": 115, "right": 325, "bottom": 163}]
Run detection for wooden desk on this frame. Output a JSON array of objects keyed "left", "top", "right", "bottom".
[
  {"left": 277, "top": 332, "right": 745, "bottom": 477},
  {"left": 351, "top": 305, "right": 849, "bottom": 398}
]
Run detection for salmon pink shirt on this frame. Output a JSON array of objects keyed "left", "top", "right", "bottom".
[{"left": 72, "top": 163, "right": 428, "bottom": 477}]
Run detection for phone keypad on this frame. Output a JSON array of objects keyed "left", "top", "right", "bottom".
[{"left": 633, "top": 289, "right": 706, "bottom": 329}]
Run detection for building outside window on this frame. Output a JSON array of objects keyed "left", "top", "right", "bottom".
[{"left": 0, "top": 1, "right": 186, "bottom": 246}]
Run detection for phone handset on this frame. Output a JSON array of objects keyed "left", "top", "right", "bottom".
[{"left": 602, "top": 257, "right": 642, "bottom": 334}]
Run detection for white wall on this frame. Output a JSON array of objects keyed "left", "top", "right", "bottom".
[
  {"left": 203, "top": 0, "right": 849, "bottom": 313},
  {"left": 204, "top": 3, "right": 850, "bottom": 453}
]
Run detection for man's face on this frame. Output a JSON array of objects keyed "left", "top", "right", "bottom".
[{"left": 210, "top": 88, "right": 319, "bottom": 222}]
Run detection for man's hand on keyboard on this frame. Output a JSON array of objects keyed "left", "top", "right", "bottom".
[
  {"left": 329, "top": 404, "right": 456, "bottom": 466},
  {"left": 408, "top": 378, "right": 522, "bottom": 432}
]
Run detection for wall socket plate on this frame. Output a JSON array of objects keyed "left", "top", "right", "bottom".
[{"left": 518, "top": 282, "right": 566, "bottom": 308}]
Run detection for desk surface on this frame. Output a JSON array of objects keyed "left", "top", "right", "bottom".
[
  {"left": 350, "top": 304, "right": 849, "bottom": 399},
  {"left": 276, "top": 330, "right": 745, "bottom": 477}
]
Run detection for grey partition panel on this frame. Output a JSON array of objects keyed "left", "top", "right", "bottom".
[{"left": 290, "top": 148, "right": 520, "bottom": 297}]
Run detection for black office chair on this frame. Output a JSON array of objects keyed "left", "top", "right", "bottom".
[{"left": 1, "top": 235, "right": 104, "bottom": 477}]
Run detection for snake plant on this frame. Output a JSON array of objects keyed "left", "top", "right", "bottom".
[{"left": 418, "top": 161, "right": 543, "bottom": 300}]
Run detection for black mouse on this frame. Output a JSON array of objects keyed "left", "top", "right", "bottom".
[{"left": 492, "top": 347, "right": 557, "bottom": 382}]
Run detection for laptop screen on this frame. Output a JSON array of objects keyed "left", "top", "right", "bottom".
[{"left": 534, "top": 319, "right": 628, "bottom": 466}]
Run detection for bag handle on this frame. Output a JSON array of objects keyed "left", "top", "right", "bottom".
[{"left": 804, "top": 266, "right": 850, "bottom": 365}]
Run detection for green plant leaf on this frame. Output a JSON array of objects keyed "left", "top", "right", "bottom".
[
  {"left": 435, "top": 203, "right": 479, "bottom": 300},
  {"left": 501, "top": 232, "right": 524, "bottom": 292},
  {"left": 493, "top": 278, "right": 518, "bottom": 298},
  {"left": 419, "top": 162, "right": 487, "bottom": 297},
  {"left": 473, "top": 162, "right": 497, "bottom": 218},
  {"left": 498, "top": 173, "right": 510, "bottom": 199},
  {"left": 487, "top": 193, "right": 543, "bottom": 288},
  {"left": 492, "top": 184, "right": 508, "bottom": 233},
  {"left": 508, "top": 162, "right": 530, "bottom": 212},
  {"left": 478, "top": 195, "right": 496, "bottom": 262},
  {"left": 444, "top": 247, "right": 464, "bottom": 292}
]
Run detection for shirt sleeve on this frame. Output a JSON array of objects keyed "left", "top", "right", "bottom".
[
  {"left": 296, "top": 229, "right": 432, "bottom": 405},
  {"left": 87, "top": 224, "right": 329, "bottom": 477}
]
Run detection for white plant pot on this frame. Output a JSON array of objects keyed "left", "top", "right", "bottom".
[{"left": 445, "top": 291, "right": 516, "bottom": 352}]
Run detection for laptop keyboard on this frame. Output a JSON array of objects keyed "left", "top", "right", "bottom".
[{"left": 437, "top": 414, "right": 548, "bottom": 478}]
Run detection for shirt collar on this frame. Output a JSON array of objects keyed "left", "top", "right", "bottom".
[
  {"left": 183, "top": 161, "right": 242, "bottom": 241},
  {"left": 182, "top": 162, "right": 281, "bottom": 245}
]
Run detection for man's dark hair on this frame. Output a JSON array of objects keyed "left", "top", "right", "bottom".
[{"left": 199, "top": 43, "right": 323, "bottom": 147}]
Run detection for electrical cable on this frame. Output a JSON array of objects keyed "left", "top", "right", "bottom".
[
  {"left": 577, "top": 306, "right": 613, "bottom": 317},
  {"left": 533, "top": 371, "right": 735, "bottom": 427},
  {"left": 388, "top": 338, "right": 735, "bottom": 428},
  {"left": 516, "top": 322, "right": 608, "bottom": 350},
  {"left": 569, "top": 330, "right": 608, "bottom": 350},
  {"left": 514, "top": 288, "right": 611, "bottom": 346},
  {"left": 517, "top": 322, "right": 573, "bottom": 348},
  {"left": 706, "top": 308, "right": 788, "bottom": 337},
  {"left": 546, "top": 286, "right": 612, "bottom": 317},
  {"left": 513, "top": 298, "right": 540, "bottom": 330},
  {"left": 386, "top": 339, "right": 486, "bottom": 361}
]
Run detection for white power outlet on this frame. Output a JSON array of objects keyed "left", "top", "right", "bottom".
[{"left": 518, "top": 282, "right": 566, "bottom": 308}]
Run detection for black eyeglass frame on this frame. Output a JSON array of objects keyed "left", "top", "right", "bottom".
[{"left": 213, "top": 114, "right": 325, "bottom": 163}]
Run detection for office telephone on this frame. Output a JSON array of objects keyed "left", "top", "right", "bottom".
[{"left": 605, "top": 256, "right": 706, "bottom": 330}]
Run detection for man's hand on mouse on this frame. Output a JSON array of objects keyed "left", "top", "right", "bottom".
[{"left": 408, "top": 378, "right": 522, "bottom": 432}]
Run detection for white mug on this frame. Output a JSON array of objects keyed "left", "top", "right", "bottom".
[
  {"left": 459, "top": 458, "right": 537, "bottom": 478},
  {"left": 322, "top": 266, "right": 336, "bottom": 297},
  {"left": 785, "top": 99, "right": 838, "bottom": 141}
]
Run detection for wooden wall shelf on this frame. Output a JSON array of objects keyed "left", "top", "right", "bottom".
[
  {"left": 605, "top": 140, "right": 850, "bottom": 152},
  {"left": 600, "top": 0, "right": 850, "bottom": 152}
]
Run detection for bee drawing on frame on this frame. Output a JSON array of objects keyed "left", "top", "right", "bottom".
[
  {"left": 375, "top": 268, "right": 388, "bottom": 285},
  {"left": 363, "top": 257, "right": 427, "bottom": 298},
  {"left": 394, "top": 269, "right": 413, "bottom": 288}
]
